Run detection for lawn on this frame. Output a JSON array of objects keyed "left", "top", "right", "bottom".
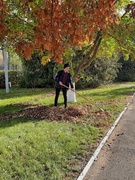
[{"left": 0, "top": 83, "right": 135, "bottom": 180}]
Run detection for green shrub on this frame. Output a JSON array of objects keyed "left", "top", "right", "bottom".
[
  {"left": 116, "top": 56, "right": 135, "bottom": 82},
  {"left": 0, "top": 71, "right": 22, "bottom": 88},
  {"left": 19, "top": 53, "right": 55, "bottom": 88},
  {"left": 0, "top": 72, "right": 5, "bottom": 88},
  {"left": 76, "top": 58, "right": 121, "bottom": 89}
]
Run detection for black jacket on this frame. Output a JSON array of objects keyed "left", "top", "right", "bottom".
[{"left": 54, "top": 70, "right": 74, "bottom": 89}]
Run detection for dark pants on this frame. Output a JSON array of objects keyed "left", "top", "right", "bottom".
[{"left": 54, "top": 88, "right": 67, "bottom": 108}]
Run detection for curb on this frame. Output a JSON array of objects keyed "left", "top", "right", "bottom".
[{"left": 77, "top": 93, "right": 135, "bottom": 180}]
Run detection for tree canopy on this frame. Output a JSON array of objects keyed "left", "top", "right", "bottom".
[
  {"left": 0, "top": 0, "right": 135, "bottom": 81},
  {"left": 0, "top": 0, "right": 117, "bottom": 61}
]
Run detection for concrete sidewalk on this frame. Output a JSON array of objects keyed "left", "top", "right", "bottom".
[{"left": 83, "top": 95, "right": 135, "bottom": 180}]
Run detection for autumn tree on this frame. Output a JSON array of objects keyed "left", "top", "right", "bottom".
[
  {"left": 71, "top": 0, "right": 135, "bottom": 81},
  {"left": 0, "top": 0, "right": 135, "bottom": 81}
]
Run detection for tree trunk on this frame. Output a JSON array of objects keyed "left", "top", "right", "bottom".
[{"left": 72, "top": 31, "right": 102, "bottom": 83}]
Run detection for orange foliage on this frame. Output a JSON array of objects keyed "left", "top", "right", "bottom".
[{"left": 0, "top": 0, "right": 117, "bottom": 62}]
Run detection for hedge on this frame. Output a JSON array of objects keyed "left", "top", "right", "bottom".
[{"left": 0, "top": 71, "right": 23, "bottom": 88}]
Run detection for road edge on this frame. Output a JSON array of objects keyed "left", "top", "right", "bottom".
[{"left": 77, "top": 93, "right": 135, "bottom": 180}]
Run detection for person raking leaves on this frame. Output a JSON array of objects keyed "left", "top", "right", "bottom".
[{"left": 54, "top": 63, "right": 74, "bottom": 109}]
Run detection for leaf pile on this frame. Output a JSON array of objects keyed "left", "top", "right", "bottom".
[
  {"left": 0, "top": 103, "right": 112, "bottom": 125},
  {"left": 0, "top": 104, "right": 86, "bottom": 123},
  {"left": 21, "top": 105, "right": 87, "bottom": 123}
]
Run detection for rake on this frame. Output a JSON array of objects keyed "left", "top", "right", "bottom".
[
  {"left": 61, "top": 84, "right": 91, "bottom": 103},
  {"left": 62, "top": 84, "right": 104, "bottom": 111}
]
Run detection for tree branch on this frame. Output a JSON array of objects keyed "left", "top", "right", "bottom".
[{"left": 73, "top": 31, "right": 102, "bottom": 82}]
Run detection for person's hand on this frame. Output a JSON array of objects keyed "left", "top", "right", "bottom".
[
  {"left": 71, "top": 88, "right": 75, "bottom": 92},
  {"left": 59, "top": 81, "right": 63, "bottom": 86}
]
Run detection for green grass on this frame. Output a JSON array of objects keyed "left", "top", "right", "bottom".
[
  {"left": 0, "top": 83, "right": 135, "bottom": 180},
  {"left": 0, "top": 119, "right": 98, "bottom": 180}
]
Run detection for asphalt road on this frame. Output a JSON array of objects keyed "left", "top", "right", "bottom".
[{"left": 83, "top": 95, "right": 135, "bottom": 180}]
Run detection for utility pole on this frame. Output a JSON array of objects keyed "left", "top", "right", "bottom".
[{"left": 3, "top": 49, "right": 9, "bottom": 93}]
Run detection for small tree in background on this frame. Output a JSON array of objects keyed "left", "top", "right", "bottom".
[{"left": 8, "top": 52, "right": 22, "bottom": 70}]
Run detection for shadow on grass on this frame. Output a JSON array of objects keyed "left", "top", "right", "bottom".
[
  {"left": 0, "top": 101, "right": 66, "bottom": 116},
  {"left": 0, "top": 87, "right": 54, "bottom": 100},
  {"left": 0, "top": 102, "right": 85, "bottom": 129},
  {"left": 0, "top": 117, "right": 34, "bottom": 129},
  {"left": 0, "top": 104, "right": 53, "bottom": 129}
]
